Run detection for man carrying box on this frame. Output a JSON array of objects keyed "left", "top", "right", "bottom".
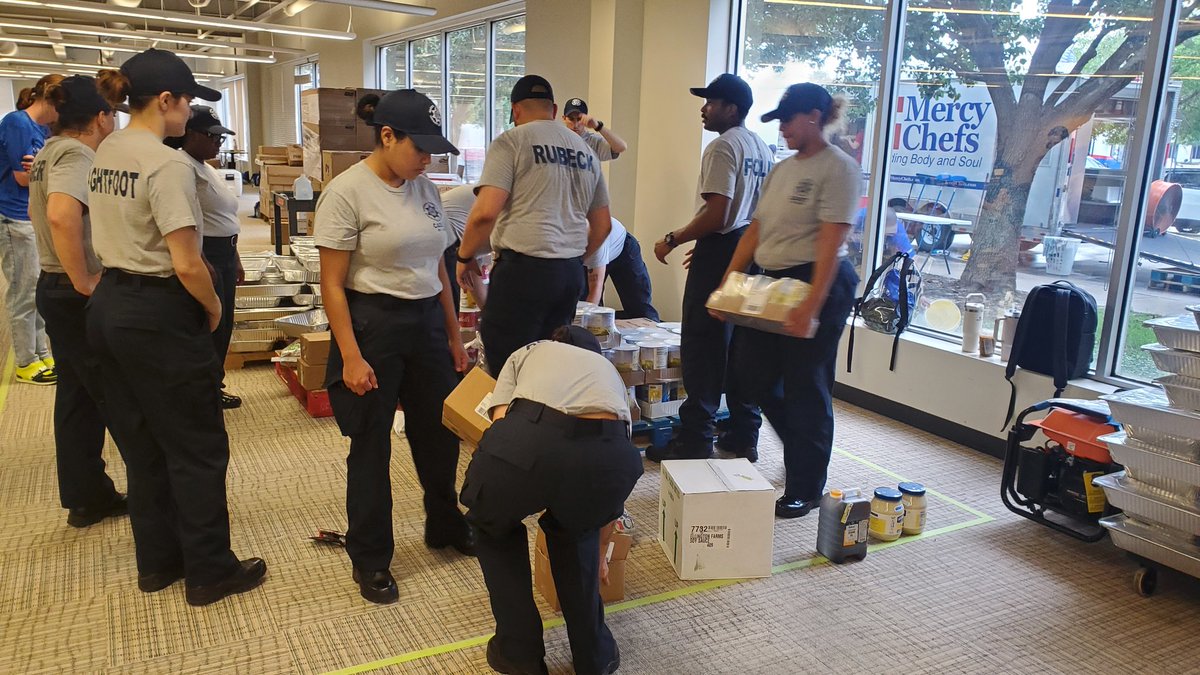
[{"left": 460, "top": 326, "right": 641, "bottom": 675}]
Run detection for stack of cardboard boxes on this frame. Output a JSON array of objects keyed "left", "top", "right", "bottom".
[
  {"left": 296, "top": 332, "right": 331, "bottom": 392},
  {"left": 257, "top": 144, "right": 305, "bottom": 237},
  {"left": 300, "top": 87, "right": 385, "bottom": 183}
]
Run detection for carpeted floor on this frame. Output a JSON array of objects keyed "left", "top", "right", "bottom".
[{"left": 2, "top": 210, "right": 1200, "bottom": 674}]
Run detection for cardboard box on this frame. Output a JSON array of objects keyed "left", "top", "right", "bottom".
[
  {"left": 321, "top": 150, "right": 371, "bottom": 182},
  {"left": 705, "top": 274, "right": 811, "bottom": 337},
  {"left": 297, "top": 357, "right": 327, "bottom": 391},
  {"left": 301, "top": 88, "right": 378, "bottom": 178},
  {"left": 638, "top": 398, "right": 684, "bottom": 419},
  {"left": 534, "top": 523, "right": 630, "bottom": 611},
  {"left": 619, "top": 370, "right": 646, "bottom": 387},
  {"left": 629, "top": 403, "right": 640, "bottom": 423},
  {"left": 286, "top": 144, "right": 304, "bottom": 166},
  {"left": 659, "top": 459, "right": 775, "bottom": 580},
  {"left": 442, "top": 366, "right": 497, "bottom": 447},
  {"left": 300, "top": 331, "right": 331, "bottom": 364},
  {"left": 643, "top": 367, "right": 683, "bottom": 383},
  {"left": 257, "top": 145, "right": 289, "bottom": 165},
  {"left": 355, "top": 88, "right": 387, "bottom": 149},
  {"left": 616, "top": 318, "right": 659, "bottom": 331}
]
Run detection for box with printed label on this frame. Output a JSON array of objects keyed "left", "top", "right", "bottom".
[
  {"left": 637, "top": 398, "right": 684, "bottom": 420},
  {"left": 706, "top": 273, "right": 812, "bottom": 337},
  {"left": 659, "top": 458, "right": 775, "bottom": 579},
  {"left": 299, "top": 331, "right": 331, "bottom": 364},
  {"left": 442, "top": 366, "right": 496, "bottom": 447},
  {"left": 534, "top": 522, "right": 630, "bottom": 611}
]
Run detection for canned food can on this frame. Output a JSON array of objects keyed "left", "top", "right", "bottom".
[{"left": 639, "top": 342, "right": 668, "bottom": 371}]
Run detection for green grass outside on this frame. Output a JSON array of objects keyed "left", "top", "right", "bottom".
[{"left": 1095, "top": 307, "right": 1164, "bottom": 382}]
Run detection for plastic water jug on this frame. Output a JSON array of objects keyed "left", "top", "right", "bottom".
[
  {"left": 293, "top": 174, "right": 314, "bottom": 200},
  {"left": 816, "top": 488, "right": 870, "bottom": 563}
]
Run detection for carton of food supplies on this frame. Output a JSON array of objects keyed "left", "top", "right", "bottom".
[
  {"left": 535, "top": 520, "right": 632, "bottom": 610},
  {"left": 659, "top": 458, "right": 775, "bottom": 579},
  {"left": 706, "top": 272, "right": 812, "bottom": 336},
  {"left": 442, "top": 366, "right": 497, "bottom": 447}
]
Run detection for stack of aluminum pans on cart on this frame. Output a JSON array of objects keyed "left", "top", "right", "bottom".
[
  {"left": 1097, "top": 313, "right": 1200, "bottom": 593},
  {"left": 274, "top": 308, "right": 328, "bottom": 338},
  {"left": 234, "top": 282, "right": 303, "bottom": 309}
]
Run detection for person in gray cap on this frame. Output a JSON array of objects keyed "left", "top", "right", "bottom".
[
  {"left": 317, "top": 89, "right": 474, "bottom": 605},
  {"left": 562, "top": 97, "right": 627, "bottom": 161},
  {"left": 461, "top": 325, "right": 641, "bottom": 675},
  {"left": 647, "top": 73, "right": 771, "bottom": 463},
  {"left": 722, "top": 82, "right": 861, "bottom": 519},
  {"left": 456, "top": 75, "right": 612, "bottom": 374},
  {"left": 169, "top": 104, "right": 244, "bottom": 409}
]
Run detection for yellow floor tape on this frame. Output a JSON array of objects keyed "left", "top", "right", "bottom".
[{"left": 325, "top": 446, "right": 995, "bottom": 675}]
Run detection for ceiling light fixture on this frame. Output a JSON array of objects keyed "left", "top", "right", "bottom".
[
  {"left": 0, "top": 54, "right": 224, "bottom": 79},
  {"left": 0, "top": 35, "right": 276, "bottom": 63},
  {"left": 283, "top": 0, "right": 315, "bottom": 16},
  {"left": 0, "top": 0, "right": 358, "bottom": 41},
  {"left": 303, "top": 0, "right": 435, "bottom": 16},
  {"left": 0, "top": 19, "right": 305, "bottom": 54}
]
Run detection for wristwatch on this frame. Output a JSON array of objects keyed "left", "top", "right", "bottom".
[
  {"left": 455, "top": 252, "right": 474, "bottom": 264},
  {"left": 664, "top": 232, "right": 677, "bottom": 248},
  {"left": 594, "top": 120, "right": 604, "bottom": 132}
]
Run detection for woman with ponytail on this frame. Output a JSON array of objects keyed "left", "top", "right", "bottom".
[
  {"left": 87, "top": 49, "right": 265, "bottom": 607},
  {"left": 28, "top": 75, "right": 127, "bottom": 529}
]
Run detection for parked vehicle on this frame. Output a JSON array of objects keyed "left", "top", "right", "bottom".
[{"left": 1162, "top": 168, "right": 1200, "bottom": 234}]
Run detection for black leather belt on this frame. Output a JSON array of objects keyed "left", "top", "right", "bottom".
[
  {"left": 203, "top": 233, "right": 239, "bottom": 247},
  {"left": 105, "top": 268, "right": 184, "bottom": 289},
  {"left": 508, "top": 399, "right": 625, "bottom": 438},
  {"left": 39, "top": 271, "right": 73, "bottom": 288}
]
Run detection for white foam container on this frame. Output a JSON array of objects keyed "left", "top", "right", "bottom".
[
  {"left": 1144, "top": 343, "right": 1200, "bottom": 378},
  {"left": 1155, "top": 374, "right": 1200, "bottom": 412},
  {"left": 1094, "top": 472, "right": 1200, "bottom": 536},
  {"left": 1101, "top": 514, "right": 1200, "bottom": 578},
  {"left": 1101, "top": 431, "right": 1200, "bottom": 483},
  {"left": 1102, "top": 387, "right": 1200, "bottom": 440},
  {"left": 1145, "top": 315, "right": 1200, "bottom": 353}
]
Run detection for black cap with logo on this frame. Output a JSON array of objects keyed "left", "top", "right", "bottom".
[
  {"left": 554, "top": 325, "right": 603, "bottom": 355},
  {"left": 365, "top": 89, "right": 459, "bottom": 156},
  {"left": 564, "top": 98, "right": 588, "bottom": 116},
  {"left": 121, "top": 48, "right": 221, "bottom": 101},
  {"left": 761, "top": 82, "right": 833, "bottom": 123},
  {"left": 511, "top": 75, "right": 554, "bottom": 104},
  {"left": 689, "top": 73, "right": 753, "bottom": 115},
  {"left": 54, "top": 75, "right": 112, "bottom": 117},
  {"left": 186, "top": 104, "right": 235, "bottom": 136}
]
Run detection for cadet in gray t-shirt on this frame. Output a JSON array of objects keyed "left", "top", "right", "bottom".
[
  {"left": 456, "top": 75, "right": 613, "bottom": 374},
  {"left": 29, "top": 135, "right": 101, "bottom": 278},
  {"left": 646, "top": 73, "right": 769, "bottom": 463},
  {"left": 562, "top": 98, "right": 627, "bottom": 161}
]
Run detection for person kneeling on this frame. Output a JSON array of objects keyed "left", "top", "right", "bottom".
[{"left": 461, "top": 326, "right": 642, "bottom": 675}]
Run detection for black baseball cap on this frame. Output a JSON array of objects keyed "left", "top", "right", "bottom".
[
  {"left": 761, "top": 82, "right": 833, "bottom": 123},
  {"left": 564, "top": 98, "right": 588, "bottom": 116},
  {"left": 554, "top": 325, "right": 603, "bottom": 355},
  {"left": 186, "top": 105, "right": 234, "bottom": 136},
  {"left": 511, "top": 75, "right": 554, "bottom": 104},
  {"left": 689, "top": 73, "right": 753, "bottom": 114},
  {"left": 54, "top": 75, "right": 112, "bottom": 117},
  {"left": 121, "top": 48, "right": 221, "bottom": 101},
  {"left": 366, "top": 89, "right": 459, "bottom": 155}
]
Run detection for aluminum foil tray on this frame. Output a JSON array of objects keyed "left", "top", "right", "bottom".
[
  {"left": 1101, "top": 431, "right": 1200, "bottom": 484},
  {"left": 1156, "top": 374, "right": 1200, "bottom": 412},
  {"left": 243, "top": 269, "right": 263, "bottom": 283},
  {"left": 274, "top": 308, "right": 328, "bottom": 338},
  {"left": 1143, "top": 344, "right": 1200, "bottom": 378},
  {"left": 1145, "top": 315, "right": 1200, "bottom": 353},
  {"left": 1125, "top": 425, "right": 1200, "bottom": 457},
  {"left": 1124, "top": 468, "right": 1200, "bottom": 510},
  {"left": 1094, "top": 472, "right": 1200, "bottom": 536},
  {"left": 275, "top": 258, "right": 320, "bottom": 283},
  {"left": 236, "top": 283, "right": 303, "bottom": 298},
  {"left": 234, "top": 307, "right": 303, "bottom": 322},
  {"left": 1102, "top": 387, "right": 1200, "bottom": 440},
  {"left": 234, "top": 296, "right": 282, "bottom": 309},
  {"left": 1101, "top": 514, "right": 1200, "bottom": 578},
  {"left": 229, "top": 338, "right": 277, "bottom": 353},
  {"left": 232, "top": 320, "right": 285, "bottom": 342}
]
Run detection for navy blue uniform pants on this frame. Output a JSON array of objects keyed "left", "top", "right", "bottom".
[
  {"left": 325, "top": 291, "right": 467, "bottom": 572},
  {"left": 35, "top": 271, "right": 120, "bottom": 511},
  {"left": 87, "top": 270, "right": 239, "bottom": 585},
  {"left": 582, "top": 233, "right": 660, "bottom": 321},
  {"left": 677, "top": 229, "right": 761, "bottom": 447},
  {"left": 461, "top": 400, "right": 642, "bottom": 675},
  {"left": 202, "top": 234, "right": 239, "bottom": 376},
  {"left": 480, "top": 251, "right": 584, "bottom": 375},
  {"left": 728, "top": 259, "right": 858, "bottom": 499}
]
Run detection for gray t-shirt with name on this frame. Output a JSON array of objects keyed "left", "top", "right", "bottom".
[
  {"left": 478, "top": 120, "right": 609, "bottom": 259},
  {"left": 581, "top": 130, "right": 616, "bottom": 161},
  {"left": 186, "top": 152, "right": 241, "bottom": 238},
  {"left": 90, "top": 127, "right": 202, "bottom": 277},
  {"left": 698, "top": 126, "right": 773, "bottom": 235},
  {"left": 441, "top": 183, "right": 476, "bottom": 243},
  {"left": 28, "top": 136, "right": 101, "bottom": 275},
  {"left": 753, "top": 146, "right": 861, "bottom": 270},
  {"left": 491, "top": 340, "right": 631, "bottom": 431},
  {"left": 584, "top": 216, "right": 627, "bottom": 269},
  {"left": 314, "top": 162, "right": 452, "bottom": 300}
]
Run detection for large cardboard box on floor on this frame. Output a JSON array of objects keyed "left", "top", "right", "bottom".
[
  {"left": 534, "top": 522, "right": 631, "bottom": 611},
  {"left": 442, "top": 366, "right": 496, "bottom": 447},
  {"left": 300, "top": 331, "right": 331, "bottom": 364},
  {"left": 659, "top": 459, "right": 775, "bottom": 579}
]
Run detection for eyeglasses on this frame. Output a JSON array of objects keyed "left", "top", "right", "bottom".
[{"left": 207, "top": 132, "right": 226, "bottom": 143}]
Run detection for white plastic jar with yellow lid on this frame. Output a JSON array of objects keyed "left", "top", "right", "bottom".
[
  {"left": 898, "top": 482, "right": 927, "bottom": 535},
  {"left": 869, "top": 487, "right": 905, "bottom": 542}
]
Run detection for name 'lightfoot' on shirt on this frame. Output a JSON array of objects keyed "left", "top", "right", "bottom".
[
  {"left": 89, "top": 168, "right": 140, "bottom": 199},
  {"left": 532, "top": 145, "right": 596, "bottom": 173}
]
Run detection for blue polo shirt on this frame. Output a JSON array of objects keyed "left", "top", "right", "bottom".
[{"left": 0, "top": 110, "right": 49, "bottom": 220}]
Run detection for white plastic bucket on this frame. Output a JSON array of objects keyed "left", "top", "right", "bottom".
[{"left": 1043, "top": 236, "right": 1081, "bottom": 276}]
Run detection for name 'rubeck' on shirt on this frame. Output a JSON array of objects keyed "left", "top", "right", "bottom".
[
  {"left": 531, "top": 144, "right": 596, "bottom": 173},
  {"left": 89, "top": 167, "right": 141, "bottom": 199}
]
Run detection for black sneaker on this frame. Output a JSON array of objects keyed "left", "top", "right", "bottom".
[
  {"left": 184, "top": 558, "right": 267, "bottom": 606},
  {"left": 715, "top": 431, "right": 758, "bottom": 463},
  {"left": 66, "top": 494, "right": 128, "bottom": 528},
  {"left": 645, "top": 437, "right": 714, "bottom": 463},
  {"left": 220, "top": 391, "right": 242, "bottom": 409},
  {"left": 486, "top": 637, "right": 549, "bottom": 675},
  {"left": 352, "top": 567, "right": 398, "bottom": 605}
]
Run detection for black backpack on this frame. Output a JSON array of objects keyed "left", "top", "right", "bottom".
[
  {"left": 1002, "top": 280, "right": 1098, "bottom": 428},
  {"left": 847, "top": 251, "right": 921, "bottom": 373}
]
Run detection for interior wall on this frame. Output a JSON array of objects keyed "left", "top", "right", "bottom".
[{"left": 524, "top": 0, "right": 590, "bottom": 100}]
